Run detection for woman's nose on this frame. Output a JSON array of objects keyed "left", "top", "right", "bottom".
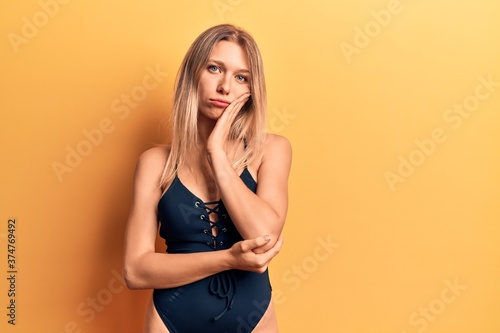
[{"left": 216, "top": 75, "right": 230, "bottom": 95}]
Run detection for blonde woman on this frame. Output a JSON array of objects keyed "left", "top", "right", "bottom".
[{"left": 123, "top": 24, "right": 292, "bottom": 333}]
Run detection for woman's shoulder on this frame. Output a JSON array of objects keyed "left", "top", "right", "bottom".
[
  {"left": 136, "top": 145, "right": 170, "bottom": 174},
  {"left": 139, "top": 145, "right": 169, "bottom": 162},
  {"left": 254, "top": 133, "right": 292, "bottom": 171},
  {"left": 251, "top": 133, "right": 291, "bottom": 179},
  {"left": 262, "top": 133, "right": 292, "bottom": 156}
]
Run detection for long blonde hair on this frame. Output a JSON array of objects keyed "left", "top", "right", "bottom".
[{"left": 159, "top": 24, "right": 267, "bottom": 189}]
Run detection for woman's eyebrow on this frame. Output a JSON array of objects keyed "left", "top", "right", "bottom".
[{"left": 209, "top": 59, "right": 250, "bottom": 74}]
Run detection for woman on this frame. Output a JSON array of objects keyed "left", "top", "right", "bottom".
[{"left": 123, "top": 24, "right": 292, "bottom": 332}]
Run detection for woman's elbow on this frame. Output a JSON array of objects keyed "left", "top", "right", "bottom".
[
  {"left": 123, "top": 267, "right": 139, "bottom": 289},
  {"left": 123, "top": 262, "right": 148, "bottom": 290},
  {"left": 264, "top": 218, "right": 285, "bottom": 250},
  {"left": 268, "top": 216, "right": 285, "bottom": 240}
]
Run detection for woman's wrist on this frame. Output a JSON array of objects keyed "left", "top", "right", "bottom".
[
  {"left": 206, "top": 142, "right": 225, "bottom": 158},
  {"left": 220, "top": 249, "right": 235, "bottom": 271},
  {"left": 206, "top": 146, "right": 229, "bottom": 168}
]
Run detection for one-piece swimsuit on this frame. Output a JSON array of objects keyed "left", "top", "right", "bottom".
[{"left": 153, "top": 168, "right": 272, "bottom": 333}]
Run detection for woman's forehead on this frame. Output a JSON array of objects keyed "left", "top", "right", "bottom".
[{"left": 208, "top": 40, "right": 249, "bottom": 72}]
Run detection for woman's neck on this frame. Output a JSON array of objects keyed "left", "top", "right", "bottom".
[{"left": 196, "top": 114, "right": 216, "bottom": 145}]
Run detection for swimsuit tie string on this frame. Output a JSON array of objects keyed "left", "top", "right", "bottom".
[{"left": 209, "top": 271, "right": 237, "bottom": 321}]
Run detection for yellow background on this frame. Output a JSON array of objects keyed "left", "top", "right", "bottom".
[{"left": 1, "top": 0, "right": 499, "bottom": 332}]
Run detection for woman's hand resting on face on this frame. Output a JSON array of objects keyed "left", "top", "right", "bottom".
[{"left": 206, "top": 92, "right": 251, "bottom": 154}]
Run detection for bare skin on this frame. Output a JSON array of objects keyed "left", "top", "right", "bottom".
[{"left": 123, "top": 40, "right": 292, "bottom": 332}]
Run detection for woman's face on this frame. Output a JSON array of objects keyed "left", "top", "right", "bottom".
[{"left": 197, "top": 40, "right": 251, "bottom": 122}]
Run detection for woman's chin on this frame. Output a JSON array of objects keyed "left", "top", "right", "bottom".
[
  {"left": 199, "top": 108, "right": 224, "bottom": 121},
  {"left": 198, "top": 112, "right": 221, "bottom": 123}
]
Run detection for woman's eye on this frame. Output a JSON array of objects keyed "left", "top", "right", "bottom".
[
  {"left": 208, "top": 65, "right": 220, "bottom": 72},
  {"left": 236, "top": 75, "right": 247, "bottom": 82}
]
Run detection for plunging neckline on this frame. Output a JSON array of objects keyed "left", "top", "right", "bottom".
[{"left": 175, "top": 168, "right": 255, "bottom": 204}]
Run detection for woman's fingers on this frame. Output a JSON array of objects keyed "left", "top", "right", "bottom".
[
  {"left": 258, "top": 234, "right": 283, "bottom": 260},
  {"left": 228, "top": 234, "right": 283, "bottom": 273},
  {"left": 206, "top": 92, "right": 250, "bottom": 152},
  {"left": 239, "top": 235, "right": 271, "bottom": 252},
  {"left": 220, "top": 92, "right": 250, "bottom": 124}
]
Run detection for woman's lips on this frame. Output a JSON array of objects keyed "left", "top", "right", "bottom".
[{"left": 209, "top": 99, "right": 230, "bottom": 108}]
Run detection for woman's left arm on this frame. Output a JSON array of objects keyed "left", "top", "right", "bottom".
[
  {"left": 207, "top": 94, "right": 292, "bottom": 252},
  {"left": 208, "top": 131, "right": 292, "bottom": 253}
]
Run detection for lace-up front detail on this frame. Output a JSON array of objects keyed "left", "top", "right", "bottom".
[
  {"left": 196, "top": 200, "right": 236, "bottom": 319},
  {"left": 196, "top": 200, "right": 229, "bottom": 249}
]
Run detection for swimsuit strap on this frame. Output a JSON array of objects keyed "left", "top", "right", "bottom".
[{"left": 243, "top": 138, "right": 249, "bottom": 167}]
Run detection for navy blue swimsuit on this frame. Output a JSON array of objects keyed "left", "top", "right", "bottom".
[{"left": 153, "top": 168, "right": 272, "bottom": 333}]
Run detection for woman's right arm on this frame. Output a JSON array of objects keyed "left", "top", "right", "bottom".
[{"left": 122, "top": 147, "right": 282, "bottom": 290}]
